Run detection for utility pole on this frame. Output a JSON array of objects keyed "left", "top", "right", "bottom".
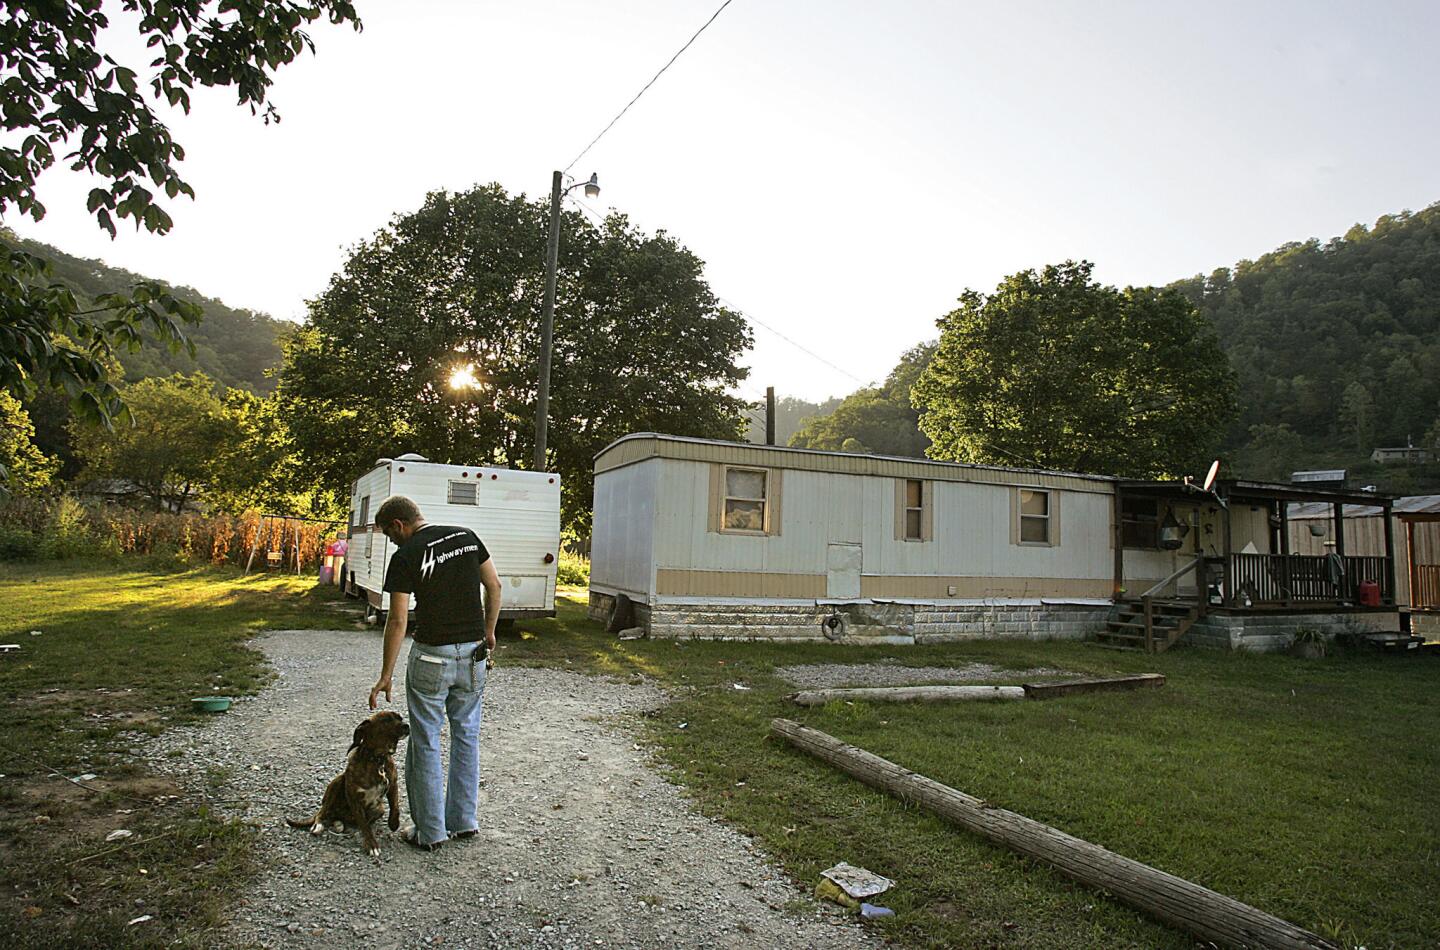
[
  {"left": 534, "top": 170, "right": 563, "bottom": 473},
  {"left": 765, "top": 386, "right": 776, "bottom": 446},
  {"left": 533, "top": 171, "right": 599, "bottom": 473}
]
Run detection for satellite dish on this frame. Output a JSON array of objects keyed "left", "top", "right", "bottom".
[{"left": 1202, "top": 459, "right": 1221, "bottom": 493}]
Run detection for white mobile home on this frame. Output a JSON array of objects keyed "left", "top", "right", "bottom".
[
  {"left": 588, "top": 434, "right": 1401, "bottom": 649},
  {"left": 588, "top": 435, "right": 1132, "bottom": 643},
  {"left": 345, "top": 454, "right": 561, "bottom": 623}
]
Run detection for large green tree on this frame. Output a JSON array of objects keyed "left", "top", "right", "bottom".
[
  {"left": 72, "top": 372, "right": 239, "bottom": 511},
  {"left": 0, "top": 1, "right": 360, "bottom": 455},
  {"left": 789, "top": 343, "right": 935, "bottom": 457},
  {"left": 913, "top": 261, "right": 1236, "bottom": 477},
  {"left": 207, "top": 388, "right": 343, "bottom": 519},
  {"left": 278, "top": 185, "right": 752, "bottom": 532}
]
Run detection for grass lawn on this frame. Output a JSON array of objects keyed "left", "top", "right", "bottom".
[
  {"left": 513, "top": 590, "right": 1439, "bottom": 950},
  {"left": 3, "top": 565, "right": 1435, "bottom": 949},
  {"left": 0, "top": 559, "right": 346, "bottom": 948}
]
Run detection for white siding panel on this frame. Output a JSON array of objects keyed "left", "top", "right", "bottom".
[
  {"left": 648, "top": 461, "right": 1116, "bottom": 585},
  {"left": 866, "top": 479, "right": 1114, "bottom": 581},
  {"left": 591, "top": 459, "right": 657, "bottom": 597},
  {"left": 653, "top": 464, "right": 861, "bottom": 575},
  {"left": 653, "top": 459, "right": 707, "bottom": 571}
]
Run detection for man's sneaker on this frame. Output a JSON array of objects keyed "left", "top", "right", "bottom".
[
  {"left": 398, "top": 823, "right": 443, "bottom": 852},
  {"left": 451, "top": 829, "right": 479, "bottom": 841}
]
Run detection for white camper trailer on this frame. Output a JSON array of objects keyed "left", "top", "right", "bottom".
[{"left": 344, "top": 454, "right": 561, "bottom": 624}]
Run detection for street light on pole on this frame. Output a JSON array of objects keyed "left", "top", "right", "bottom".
[{"left": 534, "top": 170, "right": 600, "bottom": 472}]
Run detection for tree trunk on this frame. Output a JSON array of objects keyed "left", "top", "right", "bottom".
[
  {"left": 769, "top": 719, "right": 1337, "bottom": 950},
  {"left": 790, "top": 685, "right": 1025, "bottom": 706}
]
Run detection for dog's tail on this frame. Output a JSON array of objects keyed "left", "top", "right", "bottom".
[{"left": 285, "top": 814, "right": 318, "bottom": 829}]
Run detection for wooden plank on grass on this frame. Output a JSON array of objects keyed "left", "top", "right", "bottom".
[
  {"left": 789, "top": 685, "right": 1025, "bottom": 706},
  {"left": 1021, "top": 673, "right": 1165, "bottom": 700},
  {"left": 770, "top": 718, "right": 1336, "bottom": 950}
]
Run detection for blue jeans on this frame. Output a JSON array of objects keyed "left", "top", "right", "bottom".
[{"left": 404, "top": 640, "right": 486, "bottom": 846}]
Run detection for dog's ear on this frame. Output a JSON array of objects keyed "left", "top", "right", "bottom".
[{"left": 349, "top": 719, "right": 373, "bottom": 752}]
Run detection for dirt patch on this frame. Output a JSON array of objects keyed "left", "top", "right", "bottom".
[
  {"left": 925, "top": 900, "right": 970, "bottom": 921},
  {"left": 0, "top": 772, "right": 184, "bottom": 846},
  {"left": 13, "top": 687, "right": 142, "bottom": 708}
]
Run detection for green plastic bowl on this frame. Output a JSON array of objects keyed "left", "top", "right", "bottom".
[{"left": 191, "top": 696, "right": 232, "bottom": 713}]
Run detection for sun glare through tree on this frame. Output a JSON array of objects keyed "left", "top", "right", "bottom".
[{"left": 449, "top": 365, "right": 480, "bottom": 390}]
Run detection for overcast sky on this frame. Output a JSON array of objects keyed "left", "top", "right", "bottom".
[{"left": 9, "top": 0, "right": 1440, "bottom": 404}]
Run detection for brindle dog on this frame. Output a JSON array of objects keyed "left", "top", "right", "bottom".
[{"left": 287, "top": 710, "right": 408, "bottom": 857}]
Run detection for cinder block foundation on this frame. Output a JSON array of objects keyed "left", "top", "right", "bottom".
[
  {"left": 1410, "top": 611, "right": 1440, "bottom": 639},
  {"left": 588, "top": 590, "right": 1109, "bottom": 643},
  {"left": 1186, "top": 610, "right": 1402, "bottom": 652}
]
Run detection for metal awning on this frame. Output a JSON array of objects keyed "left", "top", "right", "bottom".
[
  {"left": 1289, "top": 494, "right": 1440, "bottom": 521},
  {"left": 1116, "top": 479, "right": 1394, "bottom": 507}
]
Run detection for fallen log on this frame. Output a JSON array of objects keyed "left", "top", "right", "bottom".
[
  {"left": 770, "top": 718, "right": 1336, "bottom": 950},
  {"left": 1021, "top": 673, "right": 1165, "bottom": 700},
  {"left": 789, "top": 685, "right": 1025, "bottom": 706}
]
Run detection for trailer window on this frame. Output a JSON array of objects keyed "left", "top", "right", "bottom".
[
  {"left": 1018, "top": 488, "right": 1052, "bottom": 545},
  {"left": 722, "top": 467, "right": 767, "bottom": 533},
  {"left": 448, "top": 480, "right": 478, "bottom": 505},
  {"left": 904, "top": 480, "right": 924, "bottom": 540},
  {"left": 357, "top": 496, "right": 370, "bottom": 529}
]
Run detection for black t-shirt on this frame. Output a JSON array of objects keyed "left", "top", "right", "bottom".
[{"left": 382, "top": 524, "right": 492, "bottom": 646}]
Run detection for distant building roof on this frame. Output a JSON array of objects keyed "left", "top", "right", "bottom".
[
  {"left": 1291, "top": 469, "right": 1346, "bottom": 483},
  {"left": 1370, "top": 446, "right": 1432, "bottom": 462}
]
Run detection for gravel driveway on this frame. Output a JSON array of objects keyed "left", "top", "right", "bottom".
[{"left": 147, "top": 629, "right": 878, "bottom": 950}]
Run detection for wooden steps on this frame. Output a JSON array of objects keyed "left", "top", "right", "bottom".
[{"left": 1096, "top": 598, "right": 1200, "bottom": 653}]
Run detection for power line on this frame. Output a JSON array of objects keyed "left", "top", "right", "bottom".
[
  {"left": 564, "top": 193, "right": 608, "bottom": 228},
  {"left": 735, "top": 381, "right": 770, "bottom": 401},
  {"left": 568, "top": 200, "right": 868, "bottom": 394},
  {"left": 563, "top": 200, "right": 863, "bottom": 390},
  {"left": 718, "top": 297, "right": 869, "bottom": 385},
  {"left": 563, "top": 0, "right": 737, "bottom": 173}
]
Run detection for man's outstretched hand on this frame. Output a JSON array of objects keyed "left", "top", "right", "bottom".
[{"left": 369, "top": 675, "right": 392, "bottom": 709}]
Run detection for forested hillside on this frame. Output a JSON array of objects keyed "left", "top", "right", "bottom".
[
  {"left": 1170, "top": 202, "right": 1440, "bottom": 486},
  {"left": 8, "top": 232, "right": 287, "bottom": 393}
]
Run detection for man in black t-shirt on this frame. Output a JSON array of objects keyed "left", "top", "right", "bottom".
[{"left": 368, "top": 495, "right": 502, "bottom": 850}]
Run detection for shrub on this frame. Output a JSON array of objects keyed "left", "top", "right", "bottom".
[
  {"left": 557, "top": 549, "right": 590, "bottom": 587},
  {"left": 0, "top": 494, "right": 339, "bottom": 570},
  {"left": 38, "top": 495, "right": 94, "bottom": 560},
  {"left": 0, "top": 523, "right": 39, "bottom": 560}
]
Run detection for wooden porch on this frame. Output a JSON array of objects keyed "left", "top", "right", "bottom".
[{"left": 1102, "top": 479, "right": 1398, "bottom": 652}]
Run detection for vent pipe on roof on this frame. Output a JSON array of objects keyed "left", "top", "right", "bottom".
[{"left": 765, "top": 387, "right": 776, "bottom": 446}]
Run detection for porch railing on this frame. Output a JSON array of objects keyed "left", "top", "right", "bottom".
[
  {"left": 1229, "top": 552, "right": 1392, "bottom": 606},
  {"left": 1415, "top": 564, "right": 1440, "bottom": 610}
]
